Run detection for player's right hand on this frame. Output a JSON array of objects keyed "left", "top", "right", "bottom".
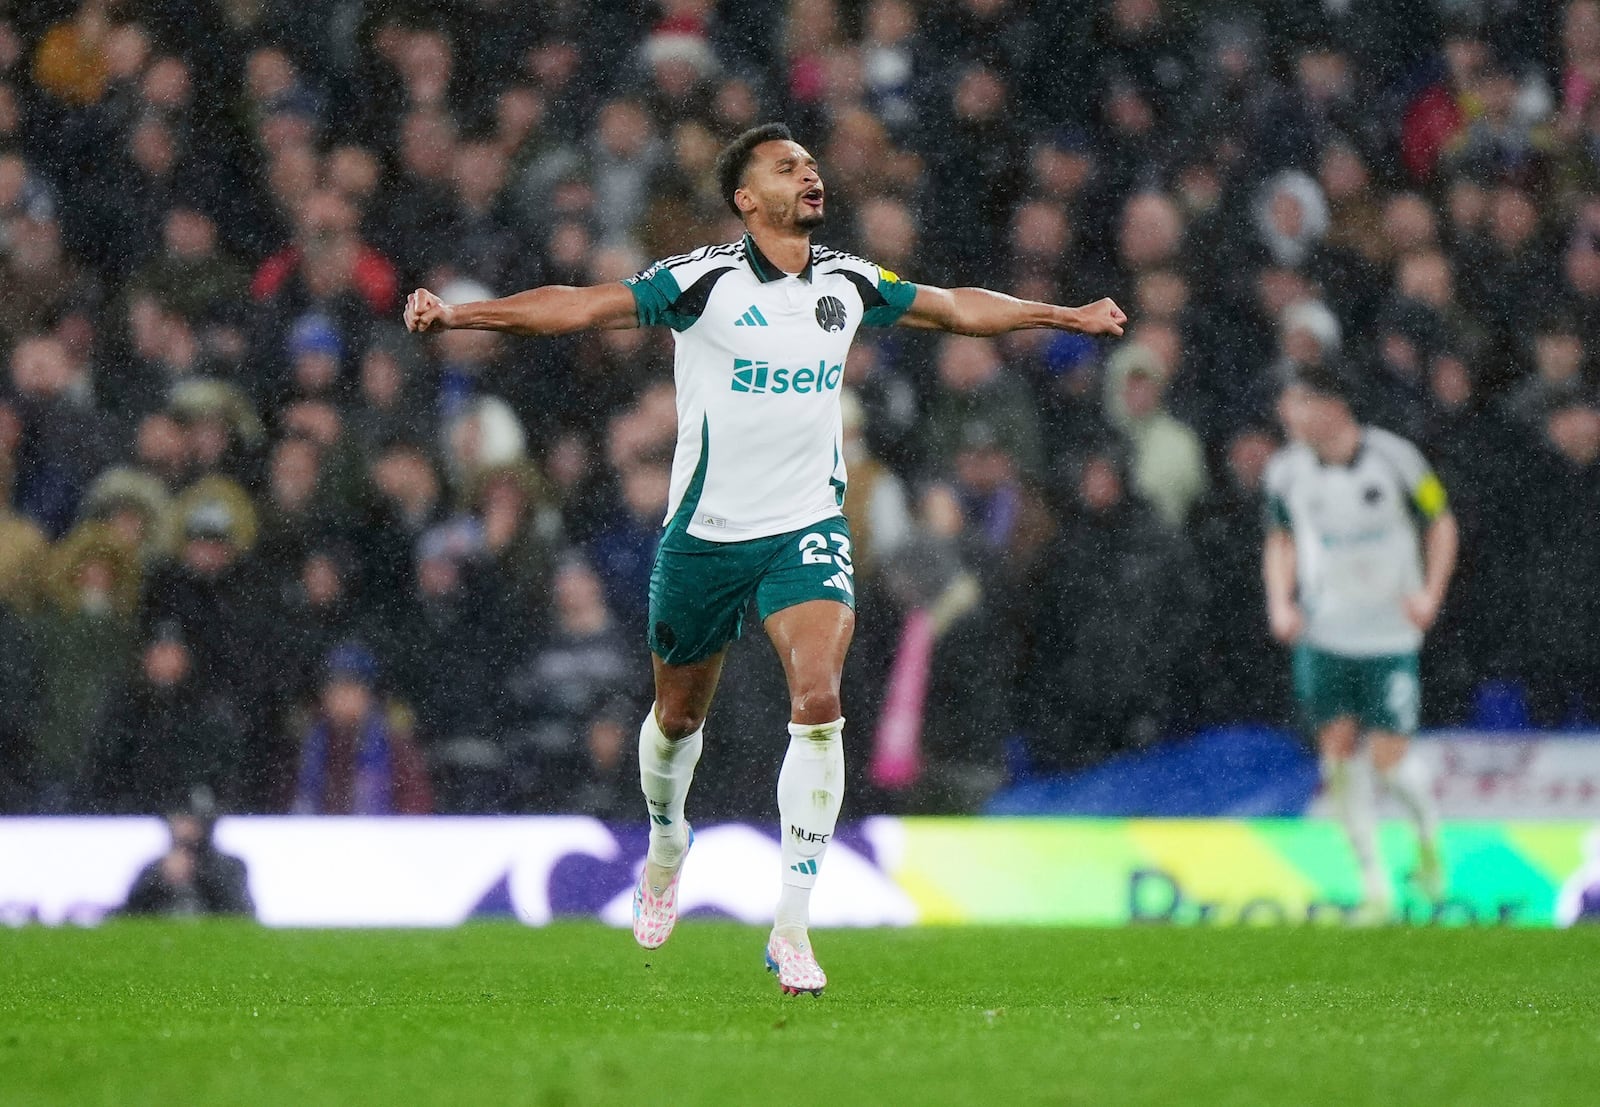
[
  {"left": 1268, "top": 600, "right": 1304, "bottom": 645},
  {"left": 1074, "top": 297, "right": 1127, "bottom": 337},
  {"left": 404, "top": 288, "right": 453, "bottom": 333}
]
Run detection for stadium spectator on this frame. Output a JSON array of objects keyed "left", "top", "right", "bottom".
[
  {"left": 387, "top": 519, "right": 518, "bottom": 750},
  {"left": 81, "top": 619, "right": 243, "bottom": 814},
  {"left": 1523, "top": 396, "right": 1600, "bottom": 725},
  {"left": 923, "top": 335, "right": 1043, "bottom": 478},
  {"left": 30, "top": 521, "right": 139, "bottom": 809},
  {"left": 1102, "top": 341, "right": 1209, "bottom": 529},
  {"left": 3, "top": 0, "right": 1600, "bottom": 816},
  {"left": 292, "top": 642, "right": 432, "bottom": 816},
  {"left": 1507, "top": 308, "right": 1593, "bottom": 424},
  {"left": 1021, "top": 444, "right": 1203, "bottom": 771},
  {"left": 838, "top": 389, "right": 911, "bottom": 583},
  {"left": 502, "top": 557, "right": 642, "bottom": 812},
  {"left": 874, "top": 483, "right": 1006, "bottom": 813},
  {"left": 1188, "top": 426, "right": 1290, "bottom": 727}
]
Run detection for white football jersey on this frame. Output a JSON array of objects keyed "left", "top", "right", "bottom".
[
  {"left": 625, "top": 233, "right": 917, "bottom": 542},
  {"left": 1265, "top": 427, "right": 1450, "bottom": 656}
]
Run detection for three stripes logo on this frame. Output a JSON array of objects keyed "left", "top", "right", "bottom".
[
  {"left": 789, "top": 859, "right": 818, "bottom": 876},
  {"left": 823, "top": 571, "right": 853, "bottom": 596},
  {"left": 650, "top": 813, "right": 672, "bottom": 826},
  {"left": 733, "top": 305, "right": 769, "bottom": 327}
]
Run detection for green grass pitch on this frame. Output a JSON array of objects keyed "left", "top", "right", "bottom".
[{"left": 4, "top": 922, "right": 1598, "bottom": 1106}]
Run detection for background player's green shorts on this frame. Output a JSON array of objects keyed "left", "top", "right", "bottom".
[
  {"left": 1293, "top": 644, "right": 1421, "bottom": 735},
  {"left": 647, "top": 515, "right": 855, "bottom": 665}
]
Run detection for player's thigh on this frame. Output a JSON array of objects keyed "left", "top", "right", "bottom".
[
  {"left": 648, "top": 533, "right": 764, "bottom": 669},
  {"left": 1295, "top": 644, "right": 1358, "bottom": 752},
  {"left": 1357, "top": 654, "right": 1421, "bottom": 739},
  {"left": 764, "top": 599, "right": 856, "bottom": 685},
  {"left": 757, "top": 517, "right": 858, "bottom": 693},
  {"left": 764, "top": 599, "right": 855, "bottom": 722},
  {"left": 754, "top": 517, "right": 858, "bottom": 626}
]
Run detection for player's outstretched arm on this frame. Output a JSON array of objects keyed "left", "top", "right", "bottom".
[
  {"left": 898, "top": 285, "right": 1126, "bottom": 338},
  {"left": 403, "top": 283, "right": 639, "bottom": 337}
]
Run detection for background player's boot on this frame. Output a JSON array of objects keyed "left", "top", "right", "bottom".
[
  {"left": 633, "top": 825, "right": 692, "bottom": 949},
  {"left": 1416, "top": 838, "right": 1446, "bottom": 901},
  {"left": 765, "top": 932, "right": 826, "bottom": 996},
  {"left": 1351, "top": 870, "right": 1396, "bottom": 926}
]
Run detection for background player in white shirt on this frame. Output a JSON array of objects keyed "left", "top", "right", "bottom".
[
  {"left": 406, "top": 123, "right": 1125, "bottom": 992},
  {"left": 1264, "top": 366, "right": 1458, "bottom": 920}
]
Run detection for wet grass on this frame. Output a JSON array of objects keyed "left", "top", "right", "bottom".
[{"left": 3, "top": 922, "right": 1598, "bottom": 1106}]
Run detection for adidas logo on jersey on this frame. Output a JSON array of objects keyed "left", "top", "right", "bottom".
[
  {"left": 730, "top": 358, "right": 844, "bottom": 395},
  {"left": 733, "top": 305, "right": 769, "bottom": 326}
]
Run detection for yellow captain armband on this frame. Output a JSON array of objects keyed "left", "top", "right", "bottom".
[
  {"left": 879, "top": 266, "right": 900, "bottom": 283},
  {"left": 1413, "top": 472, "right": 1448, "bottom": 519}
]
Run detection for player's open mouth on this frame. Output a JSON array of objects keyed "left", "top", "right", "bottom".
[{"left": 802, "top": 189, "right": 823, "bottom": 207}]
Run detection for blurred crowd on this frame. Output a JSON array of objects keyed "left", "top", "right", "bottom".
[{"left": 0, "top": 0, "right": 1597, "bottom": 819}]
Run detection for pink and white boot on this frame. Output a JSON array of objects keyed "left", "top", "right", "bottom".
[
  {"left": 632, "top": 825, "right": 692, "bottom": 950},
  {"left": 765, "top": 933, "right": 827, "bottom": 996}
]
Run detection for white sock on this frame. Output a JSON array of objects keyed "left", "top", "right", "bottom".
[
  {"left": 775, "top": 718, "right": 845, "bottom": 941},
  {"left": 638, "top": 709, "right": 702, "bottom": 869},
  {"left": 1380, "top": 752, "right": 1439, "bottom": 847},
  {"left": 1325, "top": 751, "right": 1389, "bottom": 902}
]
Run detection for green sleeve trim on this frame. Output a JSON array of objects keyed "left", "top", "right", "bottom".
[
  {"left": 862, "top": 270, "right": 917, "bottom": 327},
  {"left": 625, "top": 265, "right": 683, "bottom": 329},
  {"left": 1265, "top": 494, "right": 1292, "bottom": 531}
]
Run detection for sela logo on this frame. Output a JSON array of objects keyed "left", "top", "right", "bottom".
[
  {"left": 788, "top": 825, "right": 830, "bottom": 844},
  {"left": 730, "top": 358, "right": 844, "bottom": 395}
]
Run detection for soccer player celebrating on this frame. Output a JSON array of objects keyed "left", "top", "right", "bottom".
[
  {"left": 406, "top": 123, "right": 1125, "bottom": 993},
  {"left": 1263, "top": 367, "right": 1458, "bottom": 921}
]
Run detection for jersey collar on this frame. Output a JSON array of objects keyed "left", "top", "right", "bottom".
[
  {"left": 1314, "top": 429, "right": 1367, "bottom": 469},
  {"left": 743, "top": 231, "right": 814, "bottom": 283}
]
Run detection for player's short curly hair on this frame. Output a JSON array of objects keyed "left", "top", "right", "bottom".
[{"left": 714, "top": 123, "right": 794, "bottom": 217}]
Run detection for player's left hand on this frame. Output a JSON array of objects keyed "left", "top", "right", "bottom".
[
  {"left": 1403, "top": 591, "right": 1441, "bottom": 632},
  {"left": 1073, "top": 298, "right": 1127, "bottom": 337}
]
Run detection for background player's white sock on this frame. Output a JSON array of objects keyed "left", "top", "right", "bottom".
[
  {"left": 774, "top": 718, "right": 845, "bottom": 944},
  {"left": 1379, "top": 752, "right": 1439, "bottom": 846},
  {"left": 639, "top": 709, "right": 701, "bottom": 870},
  {"left": 1325, "top": 751, "right": 1389, "bottom": 905}
]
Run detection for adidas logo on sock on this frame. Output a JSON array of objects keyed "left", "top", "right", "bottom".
[
  {"left": 823, "top": 571, "right": 853, "bottom": 596},
  {"left": 789, "top": 859, "right": 818, "bottom": 875},
  {"left": 733, "top": 305, "right": 770, "bottom": 327},
  {"left": 650, "top": 814, "right": 673, "bottom": 826}
]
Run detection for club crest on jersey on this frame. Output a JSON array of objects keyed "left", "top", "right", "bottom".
[
  {"left": 814, "top": 295, "right": 848, "bottom": 332},
  {"left": 730, "top": 357, "right": 844, "bottom": 395}
]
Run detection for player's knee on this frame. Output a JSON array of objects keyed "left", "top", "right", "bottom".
[
  {"left": 1368, "top": 733, "right": 1407, "bottom": 771},
  {"left": 1320, "top": 719, "right": 1359, "bottom": 759},
  {"left": 790, "top": 687, "right": 841, "bottom": 726},
  {"left": 655, "top": 706, "right": 706, "bottom": 741}
]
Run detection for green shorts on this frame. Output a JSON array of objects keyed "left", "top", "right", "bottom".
[
  {"left": 647, "top": 515, "right": 855, "bottom": 665},
  {"left": 1293, "top": 645, "right": 1420, "bottom": 735}
]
